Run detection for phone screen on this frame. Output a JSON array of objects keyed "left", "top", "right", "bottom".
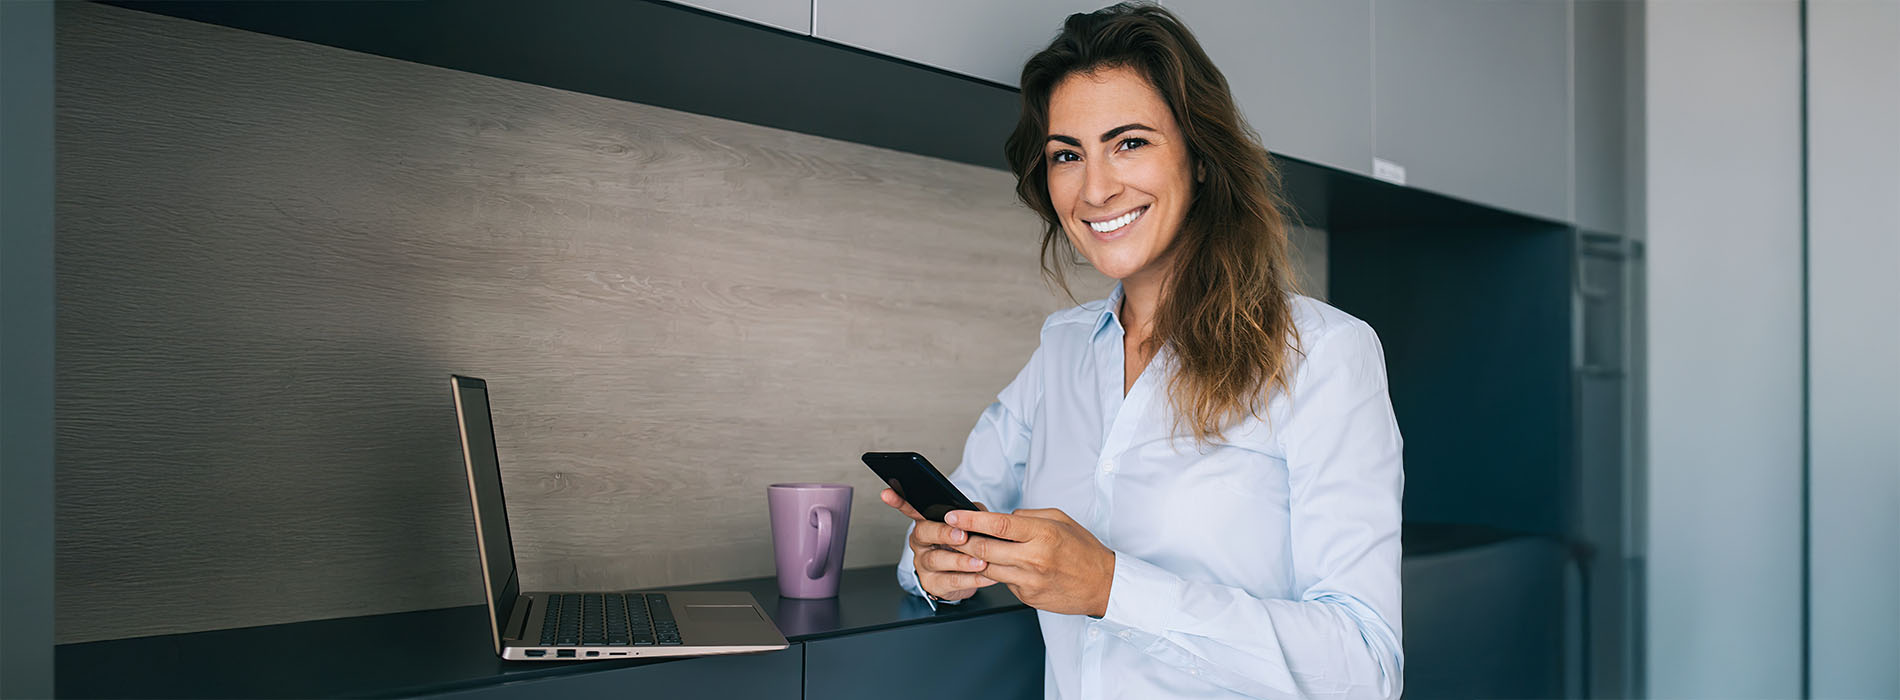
[{"left": 861, "top": 451, "right": 979, "bottom": 523}]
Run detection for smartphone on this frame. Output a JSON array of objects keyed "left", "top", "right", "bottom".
[{"left": 861, "top": 451, "right": 981, "bottom": 524}]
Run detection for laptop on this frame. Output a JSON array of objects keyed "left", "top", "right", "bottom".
[{"left": 450, "top": 374, "right": 789, "bottom": 661}]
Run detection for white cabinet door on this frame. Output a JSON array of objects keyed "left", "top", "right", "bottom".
[
  {"left": 1573, "top": 0, "right": 1637, "bottom": 235},
  {"left": 668, "top": 0, "right": 812, "bottom": 35},
  {"left": 1374, "top": 0, "right": 1571, "bottom": 222},
  {"left": 1164, "top": 1, "right": 1373, "bottom": 176},
  {"left": 812, "top": 0, "right": 1105, "bottom": 86}
]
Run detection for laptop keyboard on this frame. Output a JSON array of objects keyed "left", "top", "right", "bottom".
[{"left": 539, "top": 593, "right": 682, "bottom": 647}]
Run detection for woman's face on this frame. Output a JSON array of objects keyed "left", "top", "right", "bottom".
[{"left": 1043, "top": 65, "right": 1195, "bottom": 286}]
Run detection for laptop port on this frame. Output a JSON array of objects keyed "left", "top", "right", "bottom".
[
  {"left": 586, "top": 651, "right": 599, "bottom": 657},
  {"left": 556, "top": 649, "right": 575, "bottom": 658},
  {"left": 525, "top": 650, "right": 547, "bottom": 658}
]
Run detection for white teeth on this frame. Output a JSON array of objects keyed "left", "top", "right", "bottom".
[{"left": 1089, "top": 207, "right": 1145, "bottom": 233}]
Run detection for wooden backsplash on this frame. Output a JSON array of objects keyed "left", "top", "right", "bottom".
[{"left": 53, "top": 2, "right": 1324, "bottom": 643}]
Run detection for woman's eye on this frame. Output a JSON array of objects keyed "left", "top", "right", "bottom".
[
  {"left": 1050, "top": 150, "right": 1080, "bottom": 164},
  {"left": 1117, "top": 138, "right": 1149, "bottom": 152}
]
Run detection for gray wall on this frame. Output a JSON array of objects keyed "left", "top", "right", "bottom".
[
  {"left": 54, "top": 4, "right": 1328, "bottom": 644},
  {"left": 1643, "top": 1, "right": 1805, "bottom": 697},
  {"left": 1806, "top": 1, "right": 1900, "bottom": 696},
  {"left": 1, "top": 1, "right": 56, "bottom": 695}
]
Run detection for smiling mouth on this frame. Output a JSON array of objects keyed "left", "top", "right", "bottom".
[{"left": 1087, "top": 206, "right": 1147, "bottom": 235}]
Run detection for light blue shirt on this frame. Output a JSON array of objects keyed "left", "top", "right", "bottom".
[{"left": 897, "top": 284, "right": 1405, "bottom": 700}]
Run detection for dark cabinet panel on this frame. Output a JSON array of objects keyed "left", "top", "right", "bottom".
[
  {"left": 805, "top": 609, "right": 1044, "bottom": 700},
  {"left": 421, "top": 647, "right": 803, "bottom": 700},
  {"left": 1403, "top": 536, "right": 1568, "bottom": 700}
]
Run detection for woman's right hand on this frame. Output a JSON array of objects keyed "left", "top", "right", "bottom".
[{"left": 880, "top": 488, "right": 998, "bottom": 602}]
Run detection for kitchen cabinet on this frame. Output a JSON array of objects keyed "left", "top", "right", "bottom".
[
  {"left": 425, "top": 648, "right": 803, "bottom": 700},
  {"left": 57, "top": 568, "right": 1039, "bottom": 699},
  {"left": 803, "top": 609, "right": 1044, "bottom": 700},
  {"left": 667, "top": 0, "right": 812, "bottom": 35},
  {"left": 812, "top": 0, "right": 1105, "bottom": 86},
  {"left": 1374, "top": 0, "right": 1571, "bottom": 222},
  {"left": 1165, "top": 0, "right": 1374, "bottom": 176},
  {"left": 1574, "top": 0, "right": 1638, "bottom": 236}
]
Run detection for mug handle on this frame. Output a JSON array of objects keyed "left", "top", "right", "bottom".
[{"left": 805, "top": 504, "right": 834, "bottom": 580}]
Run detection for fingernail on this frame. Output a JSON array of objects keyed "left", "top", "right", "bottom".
[
  {"left": 952, "top": 530, "right": 966, "bottom": 543},
  {"left": 968, "top": 557, "right": 984, "bottom": 568},
  {"left": 945, "top": 512, "right": 959, "bottom": 526}
]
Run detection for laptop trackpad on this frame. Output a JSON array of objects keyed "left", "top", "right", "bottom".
[{"left": 685, "top": 605, "right": 763, "bottom": 625}]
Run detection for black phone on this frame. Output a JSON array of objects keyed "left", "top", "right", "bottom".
[{"left": 861, "top": 451, "right": 981, "bottom": 524}]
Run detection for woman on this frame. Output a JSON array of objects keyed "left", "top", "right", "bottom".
[{"left": 882, "top": 4, "right": 1404, "bottom": 699}]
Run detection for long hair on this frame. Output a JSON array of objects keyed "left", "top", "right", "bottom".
[{"left": 1004, "top": 2, "right": 1302, "bottom": 444}]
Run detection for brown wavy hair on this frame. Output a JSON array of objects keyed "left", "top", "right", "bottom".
[{"left": 1005, "top": 2, "right": 1301, "bottom": 444}]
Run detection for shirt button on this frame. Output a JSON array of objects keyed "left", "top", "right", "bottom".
[
  {"left": 1088, "top": 627, "right": 1101, "bottom": 639},
  {"left": 1117, "top": 630, "right": 1133, "bottom": 640},
  {"left": 1101, "top": 459, "right": 1116, "bottom": 474}
]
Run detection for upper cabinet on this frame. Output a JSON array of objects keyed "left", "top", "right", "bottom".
[
  {"left": 669, "top": 0, "right": 812, "bottom": 35},
  {"left": 1373, "top": 0, "right": 1572, "bottom": 223},
  {"left": 1164, "top": 1, "right": 1374, "bottom": 178},
  {"left": 811, "top": 0, "right": 1105, "bottom": 87},
  {"left": 683, "top": 0, "right": 1604, "bottom": 227},
  {"left": 1574, "top": 0, "right": 1639, "bottom": 237}
]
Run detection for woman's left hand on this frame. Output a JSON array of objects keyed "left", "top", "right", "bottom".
[{"left": 943, "top": 508, "right": 1116, "bottom": 617}]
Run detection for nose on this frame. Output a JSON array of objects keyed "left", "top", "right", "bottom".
[{"left": 1080, "top": 159, "right": 1122, "bottom": 208}]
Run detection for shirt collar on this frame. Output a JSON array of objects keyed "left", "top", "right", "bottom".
[{"left": 1093, "top": 282, "right": 1126, "bottom": 340}]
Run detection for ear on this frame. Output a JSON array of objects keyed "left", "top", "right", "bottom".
[{"left": 1195, "top": 160, "right": 1207, "bottom": 183}]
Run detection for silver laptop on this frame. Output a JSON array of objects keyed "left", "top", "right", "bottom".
[{"left": 451, "top": 374, "right": 789, "bottom": 661}]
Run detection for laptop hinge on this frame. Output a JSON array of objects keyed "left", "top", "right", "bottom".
[{"left": 503, "top": 595, "right": 533, "bottom": 642}]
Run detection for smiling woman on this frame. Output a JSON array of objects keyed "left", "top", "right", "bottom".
[
  {"left": 882, "top": 3, "right": 1405, "bottom": 700},
  {"left": 1008, "top": 6, "right": 1306, "bottom": 440},
  {"left": 1040, "top": 68, "right": 1195, "bottom": 306}
]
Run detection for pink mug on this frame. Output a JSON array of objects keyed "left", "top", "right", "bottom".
[{"left": 767, "top": 483, "right": 852, "bottom": 599}]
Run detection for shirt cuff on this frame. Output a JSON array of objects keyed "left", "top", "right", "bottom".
[
  {"left": 896, "top": 544, "right": 965, "bottom": 608},
  {"left": 1099, "top": 551, "right": 1182, "bottom": 635}
]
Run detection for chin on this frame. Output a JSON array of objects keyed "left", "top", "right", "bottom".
[
  {"left": 1075, "top": 249, "right": 1147, "bottom": 281},
  {"left": 1083, "top": 261, "right": 1141, "bottom": 282},
  {"left": 1070, "top": 233, "right": 1167, "bottom": 282}
]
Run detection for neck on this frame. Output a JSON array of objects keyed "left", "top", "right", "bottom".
[{"left": 1118, "top": 272, "right": 1166, "bottom": 340}]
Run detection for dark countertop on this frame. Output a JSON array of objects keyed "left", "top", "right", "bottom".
[{"left": 55, "top": 566, "right": 1026, "bottom": 699}]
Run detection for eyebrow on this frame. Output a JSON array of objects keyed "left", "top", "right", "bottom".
[
  {"left": 1099, "top": 123, "right": 1154, "bottom": 142},
  {"left": 1045, "top": 123, "right": 1157, "bottom": 148}
]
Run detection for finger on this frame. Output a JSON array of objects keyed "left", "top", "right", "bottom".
[
  {"left": 910, "top": 520, "right": 969, "bottom": 547},
  {"left": 918, "top": 548, "right": 988, "bottom": 574},
  {"left": 880, "top": 488, "right": 926, "bottom": 522},
  {"left": 925, "top": 572, "right": 999, "bottom": 595},
  {"left": 972, "top": 501, "right": 990, "bottom": 512},
  {"left": 945, "top": 509, "right": 1033, "bottom": 542},
  {"left": 966, "top": 561, "right": 1032, "bottom": 587},
  {"left": 1010, "top": 507, "right": 1075, "bottom": 526},
  {"left": 946, "top": 533, "right": 1027, "bottom": 568}
]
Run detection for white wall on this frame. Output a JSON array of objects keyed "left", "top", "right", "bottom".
[
  {"left": 1644, "top": 1, "right": 1806, "bottom": 698},
  {"left": 1807, "top": 1, "right": 1900, "bottom": 696}
]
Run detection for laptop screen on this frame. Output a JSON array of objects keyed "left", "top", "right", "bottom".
[{"left": 451, "top": 376, "right": 521, "bottom": 641}]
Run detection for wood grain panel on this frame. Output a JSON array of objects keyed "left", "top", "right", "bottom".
[{"left": 53, "top": 3, "right": 1323, "bottom": 643}]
